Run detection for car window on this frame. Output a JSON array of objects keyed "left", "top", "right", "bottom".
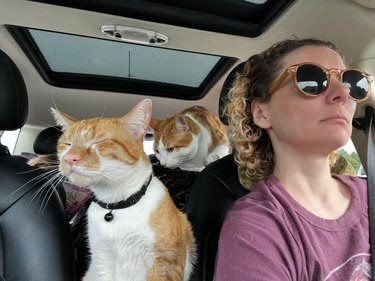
[
  {"left": 1, "top": 128, "right": 158, "bottom": 157},
  {"left": 0, "top": 130, "right": 20, "bottom": 154},
  {"left": 0, "top": 129, "right": 365, "bottom": 174},
  {"left": 340, "top": 139, "right": 366, "bottom": 177}
]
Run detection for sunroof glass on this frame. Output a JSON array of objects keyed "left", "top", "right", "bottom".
[{"left": 28, "top": 29, "right": 221, "bottom": 88}]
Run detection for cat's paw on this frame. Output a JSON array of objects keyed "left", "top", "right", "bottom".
[
  {"left": 181, "top": 166, "right": 204, "bottom": 172},
  {"left": 205, "top": 154, "right": 220, "bottom": 165}
]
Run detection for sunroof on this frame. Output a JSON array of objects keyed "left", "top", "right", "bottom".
[
  {"left": 29, "top": 29, "right": 220, "bottom": 88},
  {"left": 8, "top": 26, "right": 235, "bottom": 100}
]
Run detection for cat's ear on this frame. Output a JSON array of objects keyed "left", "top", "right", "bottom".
[
  {"left": 50, "top": 108, "right": 77, "bottom": 130},
  {"left": 121, "top": 99, "right": 152, "bottom": 139},
  {"left": 149, "top": 118, "right": 160, "bottom": 130},
  {"left": 174, "top": 115, "right": 190, "bottom": 133}
]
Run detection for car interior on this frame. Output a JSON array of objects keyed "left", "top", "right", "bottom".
[
  {"left": 0, "top": 48, "right": 75, "bottom": 281},
  {"left": 0, "top": 0, "right": 374, "bottom": 280}
]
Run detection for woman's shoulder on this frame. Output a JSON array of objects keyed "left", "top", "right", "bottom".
[
  {"left": 220, "top": 176, "right": 299, "bottom": 265},
  {"left": 336, "top": 174, "right": 367, "bottom": 181},
  {"left": 334, "top": 174, "right": 368, "bottom": 205},
  {"left": 227, "top": 174, "right": 368, "bottom": 228},
  {"left": 236, "top": 174, "right": 284, "bottom": 201},
  {"left": 228, "top": 175, "right": 288, "bottom": 224},
  {"left": 333, "top": 174, "right": 367, "bottom": 188}
]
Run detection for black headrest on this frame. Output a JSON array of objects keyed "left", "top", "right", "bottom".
[
  {"left": 219, "top": 62, "right": 245, "bottom": 125},
  {"left": 0, "top": 49, "right": 28, "bottom": 130},
  {"left": 33, "top": 126, "right": 62, "bottom": 155}
]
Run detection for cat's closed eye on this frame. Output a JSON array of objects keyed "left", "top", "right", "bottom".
[
  {"left": 155, "top": 149, "right": 159, "bottom": 154},
  {"left": 88, "top": 139, "right": 110, "bottom": 150},
  {"left": 167, "top": 148, "right": 174, "bottom": 153},
  {"left": 93, "top": 139, "right": 109, "bottom": 145}
]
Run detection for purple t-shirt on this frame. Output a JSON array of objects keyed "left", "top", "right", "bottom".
[{"left": 214, "top": 175, "right": 370, "bottom": 281}]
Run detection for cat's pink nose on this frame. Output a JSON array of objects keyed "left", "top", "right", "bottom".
[{"left": 65, "top": 154, "right": 80, "bottom": 166}]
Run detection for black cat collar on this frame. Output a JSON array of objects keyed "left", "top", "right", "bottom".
[{"left": 92, "top": 174, "right": 152, "bottom": 222}]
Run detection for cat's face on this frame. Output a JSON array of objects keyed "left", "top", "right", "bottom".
[
  {"left": 52, "top": 99, "right": 152, "bottom": 187},
  {"left": 150, "top": 115, "right": 199, "bottom": 169}
]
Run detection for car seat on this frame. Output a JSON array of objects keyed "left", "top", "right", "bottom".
[
  {"left": 185, "top": 62, "right": 248, "bottom": 281},
  {"left": 33, "top": 125, "right": 62, "bottom": 155},
  {"left": 0, "top": 49, "right": 75, "bottom": 281}
]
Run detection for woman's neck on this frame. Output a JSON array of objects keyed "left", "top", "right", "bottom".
[{"left": 273, "top": 148, "right": 351, "bottom": 219}]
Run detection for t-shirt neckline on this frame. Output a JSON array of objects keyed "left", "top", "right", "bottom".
[{"left": 265, "top": 175, "right": 363, "bottom": 231}]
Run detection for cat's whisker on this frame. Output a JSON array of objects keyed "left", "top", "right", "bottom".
[
  {"left": 92, "top": 172, "right": 117, "bottom": 186},
  {"left": 30, "top": 168, "right": 61, "bottom": 183},
  {"left": 27, "top": 118, "right": 61, "bottom": 130},
  {"left": 31, "top": 172, "right": 68, "bottom": 214},
  {"left": 29, "top": 170, "right": 61, "bottom": 206},
  {"left": 50, "top": 95, "right": 60, "bottom": 114},
  {"left": 7, "top": 168, "right": 58, "bottom": 197},
  {"left": 54, "top": 173, "right": 68, "bottom": 187},
  {"left": 100, "top": 104, "right": 108, "bottom": 118},
  {"left": 37, "top": 184, "right": 53, "bottom": 213},
  {"left": 16, "top": 164, "right": 58, "bottom": 175},
  {"left": 39, "top": 180, "right": 60, "bottom": 214},
  {"left": 101, "top": 174, "right": 117, "bottom": 185},
  {"left": 31, "top": 169, "right": 60, "bottom": 188}
]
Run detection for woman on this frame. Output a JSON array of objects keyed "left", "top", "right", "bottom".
[{"left": 214, "top": 38, "right": 373, "bottom": 280}]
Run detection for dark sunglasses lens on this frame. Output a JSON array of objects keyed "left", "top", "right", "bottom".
[
  {"left": 295, "top": 64, "right": 328, "bottom": 95},
  {"left": 342, "top": 70, "right": 368, "bottom": 100}
]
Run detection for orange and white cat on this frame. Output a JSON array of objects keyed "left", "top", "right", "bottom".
[
  {"left": 52, "top": 99, "right": 196, "bottom": 281},
  {"left": 150, "top": 106, "right": 230, "bottom": 172}
]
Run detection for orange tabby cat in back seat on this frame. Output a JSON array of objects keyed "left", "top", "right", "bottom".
[
  {"left": 150, "top": 105, "right": 230, "bottom": 172},
  {"left": 51, "top": 99, "right": 196, "bottom": 281}
]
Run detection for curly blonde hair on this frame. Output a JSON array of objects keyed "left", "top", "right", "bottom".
[{"left": 225, "top": 38, "right": 342, "bottom": 187}]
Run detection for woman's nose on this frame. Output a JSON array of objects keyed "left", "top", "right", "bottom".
[{"left": 326, "top": 77, "right": 350, "bottom": 103}]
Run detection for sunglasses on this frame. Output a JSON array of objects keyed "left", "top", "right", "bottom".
[{"left": 269, "top": 63, "right": 373, "bottom": 102}]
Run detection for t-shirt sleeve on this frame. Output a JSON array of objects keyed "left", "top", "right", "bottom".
[{"left": 214, "top": 200, "right": 297, "bottom": 281}]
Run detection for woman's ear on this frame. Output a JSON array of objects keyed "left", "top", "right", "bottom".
[{"left": 251, "top": 101, "right": 271, "bottom": 129}]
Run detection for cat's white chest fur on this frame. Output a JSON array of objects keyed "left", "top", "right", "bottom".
[{"left": 84, "top": 180, "right": 164, "bottom": 281}]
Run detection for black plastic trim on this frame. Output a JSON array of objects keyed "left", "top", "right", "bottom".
[
  {"left": 26, "top": 0, "right": 295, "bottom": 38},
  {"left": 353, "top": 106, "right": 375, "bottom": 131}
]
